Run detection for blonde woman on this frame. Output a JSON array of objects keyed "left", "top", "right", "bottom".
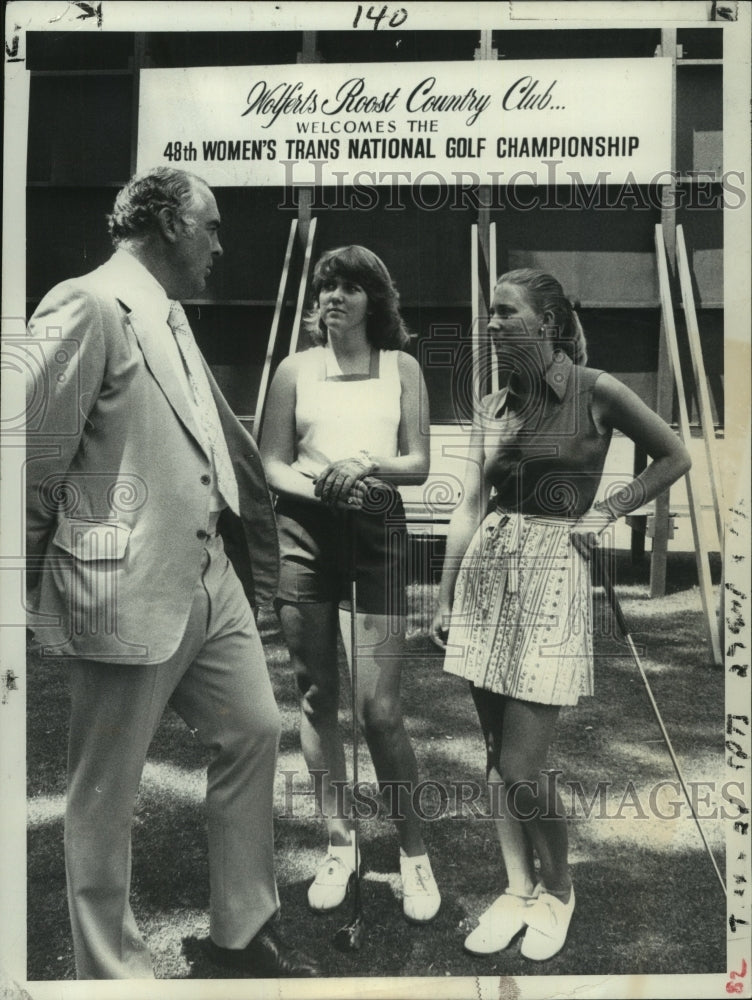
[{"left": 431, "top": 268, "right": 690, "bottom": 960}]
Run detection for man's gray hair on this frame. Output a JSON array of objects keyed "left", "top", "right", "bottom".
[{"left": 107, "top": 166, "right": 208, "bottom": 245}]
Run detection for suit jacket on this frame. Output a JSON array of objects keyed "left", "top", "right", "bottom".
[{"left": 26, "top": 253, "right": 279, "bottom": 664}]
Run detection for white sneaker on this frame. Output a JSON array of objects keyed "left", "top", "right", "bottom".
[
  {"left": 520, "top": 887, "right": 575, "bottom": 961},
  {"left": 307, "top": 837, "right": 360, "bottom": 912},
  {"left": 399, "top": 852, "right": 441, "bottom": 923},
  {"left": 464, "top": 885, "right": 541, "bottom": 955}
]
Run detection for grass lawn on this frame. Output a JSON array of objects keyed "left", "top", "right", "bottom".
[{"left": 26, "top": 552, "right": 726, "bottom": 983}]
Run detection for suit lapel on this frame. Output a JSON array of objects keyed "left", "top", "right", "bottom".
[
  {"left": 203, "top": 356, "right": 259, "bottom": 490},
  {"left": 125, "top": 308, "right": 209, "bottom": 458}
]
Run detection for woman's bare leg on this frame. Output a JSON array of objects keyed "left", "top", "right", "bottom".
[
  {"left": 278, "top": 601, "right": 352, "bottom": 846},
  {"left": 471, "top": 686, "right": 571, "bottom": 898},
  {"left": 339, "top": 609, "right": 425, "bottom": 857}
]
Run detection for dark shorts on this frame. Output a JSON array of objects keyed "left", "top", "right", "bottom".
[{"left": 274, "top": 484, "right": 408, "bottom": 618}]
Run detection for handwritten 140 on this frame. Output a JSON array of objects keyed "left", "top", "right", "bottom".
[{"left": 353, "top": 5, "right": 408, "bottom": 30}]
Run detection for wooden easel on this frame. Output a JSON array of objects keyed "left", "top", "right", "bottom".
[
  {"left": 655, "top": 224, "right": 722, "bottom": 666},
  {"left": 252, "top": 216, "right": 318, "bottom": 439},
  {"left": 489, "top": 222, "right": 499, "bottom": 395},
  {"left": 287, "top": 216, "right": 318, "bottom": 358},
  {"left": 470, "top": 220, "right": 498, "bottom": 404},
  {"left": 252, "top": 219, "right": 297, "bottom": 440},
  {"left": 470, "top": 223, "right": 486, "bottom": 409},
  {"left": 676, "top": 224, "right": 725, "bottom": 545}
]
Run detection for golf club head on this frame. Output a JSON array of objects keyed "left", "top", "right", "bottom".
[{"left": 332, "top": 914, "right": 366, "bottom": 952}]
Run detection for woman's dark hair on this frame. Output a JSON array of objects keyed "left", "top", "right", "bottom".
[
  {"left": 497, "top": 268, "right": 588, "bottom": 365},
  {"left": 304, "top": 245, "right": 410, "bottom": 350}
]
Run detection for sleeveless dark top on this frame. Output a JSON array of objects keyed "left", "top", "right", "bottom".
[{"left": 480, "top": 352, "right": 611, "bottom": 518}]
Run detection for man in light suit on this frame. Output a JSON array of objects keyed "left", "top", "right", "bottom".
[{"left": 25, "top": 167, "right": 320, "bottom": 979}]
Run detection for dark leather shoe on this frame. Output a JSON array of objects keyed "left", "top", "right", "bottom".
[{"left": 206, "top": 920, "right": 322, "bottom": 978}]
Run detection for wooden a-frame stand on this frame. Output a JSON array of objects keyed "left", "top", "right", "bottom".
[{"left": 655, "top": 224, "right": 723, "bottom": 666}]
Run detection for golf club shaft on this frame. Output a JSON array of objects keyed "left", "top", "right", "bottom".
[
  {"left": 348, "top": 512, "right": 362, "bottom": 911},
  {"left": 597, "top": 552, "right": 727, "bottom": 897},
  {"left": 332, "top": 512, "right": 366, "bottom": 950},
  {"left": 350, "top": 569, "right": 359, "bottom": 852}
]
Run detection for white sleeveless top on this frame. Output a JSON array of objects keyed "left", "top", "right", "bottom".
[{"left": 291, "top": 344, "right": 402, "bottom": 479}]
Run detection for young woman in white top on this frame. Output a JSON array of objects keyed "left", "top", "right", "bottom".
[{"left": 260, "top": 245, "right": 441, "bottom": 923}]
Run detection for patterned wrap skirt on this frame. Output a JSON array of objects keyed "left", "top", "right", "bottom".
[{"left": 443, "top": 509, "right": 594, "bottom": 706}]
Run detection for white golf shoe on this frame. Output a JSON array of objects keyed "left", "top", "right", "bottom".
[
  {"left": 464, "top": 885, "right": 541, "bottom": 954},
  {"left": 399, "top": 852, "right": 441, "bottom": 923},
  {"left": 520, "top": 887, "right": 575, "bottom": 961},
  {"left": 307, "top": 835, "right": 360, "bottom": 912}
]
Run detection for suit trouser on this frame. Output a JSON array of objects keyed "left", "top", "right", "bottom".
[{"left": 64, "top": 533, "right": 282, "bottom": 979}]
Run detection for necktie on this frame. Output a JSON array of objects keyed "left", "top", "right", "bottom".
[{"left": 168, "top": 301, "right": 240, "bottom": 516}]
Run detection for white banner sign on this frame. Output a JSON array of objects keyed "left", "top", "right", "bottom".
[{"left": 137, "top": 59, "right": 673, "bottom": 186}]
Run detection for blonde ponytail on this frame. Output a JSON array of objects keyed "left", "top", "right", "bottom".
[{"left": 569, "top": 307, "right": 588, "bottom": 366}]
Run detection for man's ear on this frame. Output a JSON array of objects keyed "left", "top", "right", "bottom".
[{"left": 156, "top": 206, "right": 180, "bottom": 244}]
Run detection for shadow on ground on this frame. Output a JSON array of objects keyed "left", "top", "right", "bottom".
[{"left": 26, "top": 553, "right": 726, "bottom": 981}]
